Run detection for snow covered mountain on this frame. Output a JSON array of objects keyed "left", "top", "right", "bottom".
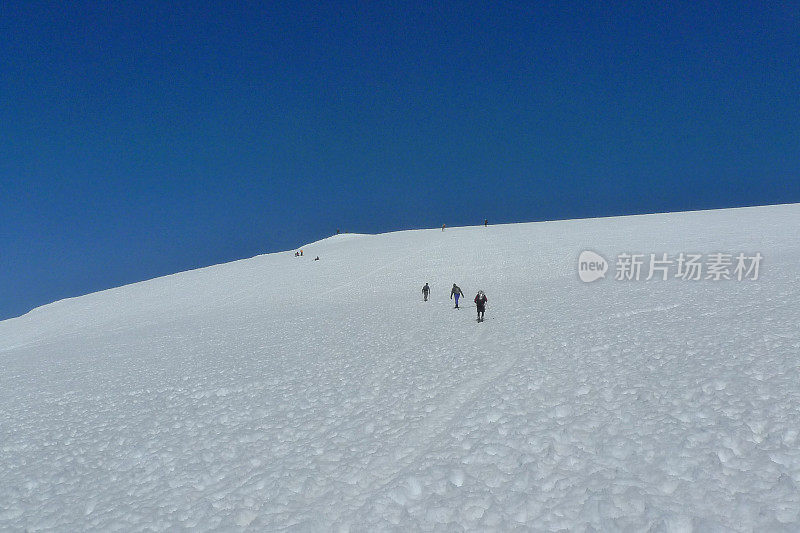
[{"left": 2, "top": 204, "right": 799, "bottom": 531}]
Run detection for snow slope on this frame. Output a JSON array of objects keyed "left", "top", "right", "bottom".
[{"left": 2, "top": 204, "right": 800, "bottom": 531}]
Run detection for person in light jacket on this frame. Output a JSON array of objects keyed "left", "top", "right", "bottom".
[{"left": 474, "top": 290, "right": 488, "bottom": 322}]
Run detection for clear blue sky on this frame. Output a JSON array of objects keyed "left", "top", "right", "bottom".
[{"left": 2, "top": 1, "right": 798, "bottom": 320}]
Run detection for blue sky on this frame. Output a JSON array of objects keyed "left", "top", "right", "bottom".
[{"left": 2, "top": 1, "right": 798, "bottom": 320}]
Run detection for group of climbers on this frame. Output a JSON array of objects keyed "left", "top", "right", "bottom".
[{"left": 422, "top": 283, "right": 489, "bottom": 322}]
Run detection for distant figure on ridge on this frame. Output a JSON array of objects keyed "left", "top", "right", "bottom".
[
  {"left": 300, "top": 249, "right": 303, "bottom": 257},
  {"left": 422, "top": 283, "right": 430, "bottom": 302},
  {"left": 474, "top": 290, "right": 488, "bottom": 322},
  {"left": 484, "top": 218, "right": 488, "bottom": 227},
  {"left": 442, "top": 223, "right": 446, "bottom": 231},
  {"left": 450, "top": 283, "right": 464, "bottom": 308}
]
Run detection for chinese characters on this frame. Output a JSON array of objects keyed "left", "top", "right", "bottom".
[{"left": 613, "top": 253, "right": 762, "bottom": 281}]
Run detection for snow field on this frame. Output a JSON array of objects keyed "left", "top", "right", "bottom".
[{"left": 1, "top": 204, "right": 799, "bottom": 530}]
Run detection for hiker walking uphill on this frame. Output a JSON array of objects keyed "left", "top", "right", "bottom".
[
  {"left": 450, "top": 284, "right": 464, "bottom": 308},
  {"left": 474, "top": 290, "right": 488, "bottom": 322},
  {"left": 422, "top": 283, "right": 430, "bottom": 302}
]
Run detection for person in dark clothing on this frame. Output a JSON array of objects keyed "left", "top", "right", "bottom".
[
  {"left": 450, "top": 284, "right": 464, "bottom": 308},
  {"left": 474, "top": 290, "right": 488, "bottom": 321},
  {"left": 422, "top": 283, "right": 430, "bottom": 301},
  {"left": 484, "top": 219, "right": 488, "bottom": 227}
]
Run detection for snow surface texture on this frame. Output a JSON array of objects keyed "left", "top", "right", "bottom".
[{"left": 2, "top": 205, "right": 800, "bottom": 531}]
